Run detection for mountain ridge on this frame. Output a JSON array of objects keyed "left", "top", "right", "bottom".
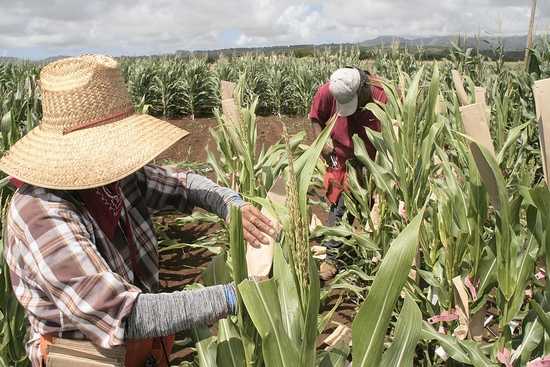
[{"left": 1, "top": 34, "right": 543, "bottom": 62}]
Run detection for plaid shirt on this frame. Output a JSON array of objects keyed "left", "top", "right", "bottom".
[{"left": 4, "top": 164, "right": 240, "bottom": 366}]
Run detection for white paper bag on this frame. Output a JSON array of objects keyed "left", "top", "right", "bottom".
[{"left": 246, "top": 176, "right": 286, "bottom": 278}]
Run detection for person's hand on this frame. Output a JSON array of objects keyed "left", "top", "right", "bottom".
[
  {"left": 241, "top": 204, "right": 276, "bottom": 247},
  {"left": 321, "top": 140, "right": 334, "bottom": 162}
]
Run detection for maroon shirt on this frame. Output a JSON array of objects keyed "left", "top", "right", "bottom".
[{"left": 309, "top": 80, "right": 387, "bottom": 162}]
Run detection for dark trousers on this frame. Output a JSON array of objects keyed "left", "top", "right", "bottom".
[
  {"left": 325, "top": 194, "right": 354, "bottom": 259},
  {"left": 324, "top": 159, "right": 369, "bottom": 260}
]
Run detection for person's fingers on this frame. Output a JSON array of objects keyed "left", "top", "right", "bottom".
[
  {"left": 243, "top": 231, "right": 261, "bottom": 248},
  {"left": 244, "top": 205, "right": 266, "bottom": 222},
  {"left": 250, "top": 212, "right": 276, "bottom": 236},
  {"left": 257, "top": 212, "right": 276, "bottom": 233},
  {"left": 242, "top": 219, "right": 269, "bottom": 246},
  {"left": 242, "top": 205, "right": 276, "bottom": 236}
]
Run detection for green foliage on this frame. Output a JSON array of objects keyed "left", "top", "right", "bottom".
[
  {"left": 2, "top": 41, "right": 550, "bottom": 366},
  {"left": 352, "top": 212, "right": 423, "bottom": 366}
]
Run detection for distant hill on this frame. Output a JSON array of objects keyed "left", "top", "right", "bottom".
[
  {"left": 41, "top": 56, "right": 69, "bottom": 63},
  {"left": 0, "top": 55, "right": 68, "bottom": 64},
  {"left": 177, "top": 34, "right": 539, "bottom": 60},
  {"left": 359, "top": 35, "right": 534, "bottom": 51},
  {"left": 1, "top": 34, "right": 544, "bottom": 63},
  {"left": 0, "top": 56, "right": 25, "bottom": 63},
  {"left": 177, "top": 44, "right": 326, "bottom": 58}
]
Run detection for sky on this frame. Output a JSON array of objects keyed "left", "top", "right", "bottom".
[{"left": 0, "top": 0, "right": 549, "bottom": 60}]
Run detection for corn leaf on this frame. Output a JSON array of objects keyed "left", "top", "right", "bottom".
[
  {"left": 512, "top": 318, "right": 543, "bottom": 365},
  {"left": 196, "top": 335, "right": 218, "bottom": 367},
  {"left": 217, "top": 319, "right": 246, "bottom": 367},
  {"left": 294, "top": 115, "right": 336, "bottom": 213},
  {"left": 380, "top": 294, "right": 423, "bottom": 367},
  {"left": 300, "top": 257, "right": 321, "bottom": 366},
  {"left": 319, "top": 344, "right": 350, "bottom": 367},
  {"left": 272, "top": 245, "right": 301, "bottom": 344},
  {"left": 229, "top": 206, "right": 258, "bottom": 363},
  {"left": 421, "top": 322, "right": 471, "bottom": 364},
  {"left": 352, "top": 211, "right": 424, "bottom": 366},
  {"left": 203, "top": 254, "right": 231, "bottom": 286},
  {"left": 459, "top": 340, "right": 498, "bottom": 366},
  {"left": 527, "top": 187, "right": 550, "bottom": 276},
  {"left": 477, "top": 248, "right": 497, "bottom": 297},
  {"left": 353, "top": 134, "right": 398, "bottom": 206},
  {"left": 531, "top": 301, "right": 550, "bottom": 335},
  {"left": 468, "top": 139, "right": 514, "bottom": 301},
  {"left": 508, "top": 231, "right": 538, "bottom": 319},
  {"left": 238, "top": 279, "right": 299, "bottom": 367},
  {"left": 496, "top": 122, "right": 530, "bottom": 165},
  {"left": 230, "top": 206, "right": 247, "bottom": 296}
]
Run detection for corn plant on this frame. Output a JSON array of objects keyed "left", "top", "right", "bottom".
[
  {"left": 207, "top": 74, "right": 304, "bottom": 199},
  {"left": 2, "top": 43, "right": 550, "bottom": 366},
  {"left": 0, "top": 190, "right": 28, "bottom": 367},
  {"left": 0, "top": 62, "right": 37, "bottom": 367},
  {"left": 313, "top": 54, "right": 550, "bottom": 365},
  {"left": 184, "top": 58, "right": 220, "bottom": 118},
  {"left": 194, "top": 115, "right": 336, "bottom": 367}
]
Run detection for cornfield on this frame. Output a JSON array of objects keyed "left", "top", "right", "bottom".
[{"left": 2, "top": 41, "right": 550, "bottom": 366}]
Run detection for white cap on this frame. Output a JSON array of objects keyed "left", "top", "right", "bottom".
[{"left": 329, "top": 68, "right": 361, "bottom": 117}]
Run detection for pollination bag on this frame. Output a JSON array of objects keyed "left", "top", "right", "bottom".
[{"left": 533, "top": 78, "right": 550, "bottom": 184}]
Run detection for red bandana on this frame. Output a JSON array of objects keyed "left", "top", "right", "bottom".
[
  {"left": 79, "top": 183, "right": 124, "bottom": 240},
  {"left": 79, "top": 182, "right": 141, "bottom": 279},
  {"left": 9, "top": 177, "right": 24, "bottom": 189}
]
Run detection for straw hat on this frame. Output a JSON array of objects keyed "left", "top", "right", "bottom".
[{"left": 0, "top": 55, "right": 189, "bottom": 190}]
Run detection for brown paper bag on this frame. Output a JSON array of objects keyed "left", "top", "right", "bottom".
[
  {"left": 460, "top": 103, "right": 500, "bottom": 207},
  {"left": 474, "top": 87, "right": 486, "bottom": 105},
  {"left": 533, "top": 78, "right": 550, "bottom": 184},
  {"left": 452, "top": 70, "right": 470, "bottom": 106},
  {"left": 474, "top": 87, "right": 490, "bottom": 123},
  {"left": 452, "top": 276, "right": 470, "bottom": 341},
  {"left": 460, "top": 103, "right": 495, "bottom": 158},
  {"left": 47, "top": 354, "right": 119, "bottom": 367},
  {"left": 245, "top": 176, "right": 286, "bottom": 278},
  {"left": 220, "top": 80, "right": 241, "bottom": 127},
  {"left": 46, "top": 338, "right": 124, "bottom": 367}
]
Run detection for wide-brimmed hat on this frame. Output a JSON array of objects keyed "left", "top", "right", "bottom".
[
  {"left": 329, "top": 68, "right": 361, "bottom": 117},
  {"left": 0, "top": 55, "right": 189, "bottom": 190}
]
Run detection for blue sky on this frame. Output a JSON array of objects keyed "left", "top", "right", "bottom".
[{"left": 0, "top": 0, "right": 548, "bottom": 60}]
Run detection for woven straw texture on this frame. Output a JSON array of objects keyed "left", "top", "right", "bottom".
[{"left": 0, "top": 55, "right": 189, "bottom": 189}]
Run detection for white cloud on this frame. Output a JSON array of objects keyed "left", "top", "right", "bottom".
[{"left": 0, "top": 0, "right": 547, "bottom": 59}]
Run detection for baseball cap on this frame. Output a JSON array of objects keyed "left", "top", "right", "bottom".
[{"left": 329, "top": 68, "right": 361, "bottom": 117}]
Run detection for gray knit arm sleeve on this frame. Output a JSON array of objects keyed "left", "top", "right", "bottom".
[
  {"left": 185, "top": 173, "right": 246, "bottom": 219},
  {"left": 125, "top": 284, "right": 236, "bottom": 339}
]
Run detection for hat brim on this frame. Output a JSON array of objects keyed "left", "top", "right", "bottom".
[
  {"left": 0, "top": 113, "right": 189, "bottom": 190},
  {"left": 335, "top": 94, "right": 358, "bottom": 117}
]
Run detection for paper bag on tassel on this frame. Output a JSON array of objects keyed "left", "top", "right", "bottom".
[
  {"left": 459, "top": 103, "right": 496, "bottom": 158},
  {"left": 220, "top": 80, "right": 241, "bottom": 127},
  {"left": 533, "top": 78, "right": 550, "bottom": 184},
  {"left": 460, "top": 103, "right": 500, "bottom": 207},
  {"left": 246, "top": 176, "right": 286, "bottom": 279}
]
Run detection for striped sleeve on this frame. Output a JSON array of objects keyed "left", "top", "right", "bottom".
[
  {"left": 135, "top": 164, "right": 245, "bottom": 219},
  {"left": 9, "top": 192, "right": 141, "bottom": 349}
]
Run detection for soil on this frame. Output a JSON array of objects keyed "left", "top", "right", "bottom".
[
  {"left": 156, "top": 116, "right": 352, "bottom": 364},
  {"left": 156, "top": 115, "right": 316, "bottom": 164}
]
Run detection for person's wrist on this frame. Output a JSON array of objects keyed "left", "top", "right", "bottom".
[
  {"left": 224, "top": 198, "right": 247, "bottom": 222},
  {"left": 223, "top": 283, "right": 238, "bottom": 315}
]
